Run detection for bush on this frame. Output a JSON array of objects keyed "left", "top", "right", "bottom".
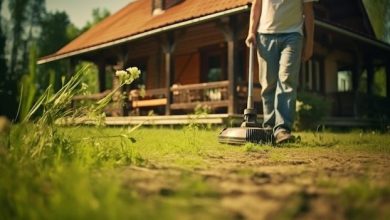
[{"left": 294, "top": 92, "right": 331, "bottom": 131}]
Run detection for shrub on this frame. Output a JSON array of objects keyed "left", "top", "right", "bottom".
[{"left": 294, "top": 92, "right": 331, "bottom": 131}]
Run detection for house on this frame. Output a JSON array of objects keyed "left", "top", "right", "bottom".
[{"left": 38, "top": 0, "right": 390, "bottom": 124}]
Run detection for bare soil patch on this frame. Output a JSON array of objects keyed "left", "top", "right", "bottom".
[{"left": 120, "top": 147, "right": 390, "bottom": 220}]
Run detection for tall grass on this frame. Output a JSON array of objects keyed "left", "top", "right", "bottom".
[{"left": 0, "top": 66, "right": 144, "bottom": 220}]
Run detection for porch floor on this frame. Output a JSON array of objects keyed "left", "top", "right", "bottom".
[{"left": 58, "top": 114, "right": 243, "bottom": 126}]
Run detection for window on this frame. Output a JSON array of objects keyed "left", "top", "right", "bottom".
[
  {"left": 164, "top": 0, "right": 184, "bottom": 9},
  {"left": 200, "top": 44, "right": 226, "bottom": 82},
  {"left": 337, "top": 70, "right": 352, "bottom": 92},
  {"left": 300, "top": 59, "right": 322, "bottom": 92},
  {"left": 152, "top": 0, "right": 184, "bottom": 12}
]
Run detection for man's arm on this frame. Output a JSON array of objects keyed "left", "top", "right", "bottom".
[
  {"left": 245, "top": 0, "right": 262, "bottom": 47},
  {"left": 302, "top": 2, "right": 315, "bottom": 61}
]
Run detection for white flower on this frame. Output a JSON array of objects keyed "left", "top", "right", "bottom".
[
  {"left": 115, "top": 70, "right": 127, "bottom": 77},
  {"left": 126, "top": 67, "right": 141, "bottom": 79}
]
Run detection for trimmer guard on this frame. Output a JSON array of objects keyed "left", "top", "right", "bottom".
[{"left": 218, "top": 127, "right": 273, "bottom": 145}]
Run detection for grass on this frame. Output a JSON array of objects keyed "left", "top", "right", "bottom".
[
  {"left": 0, "top": 125, "right": 390, "bottom": 219},
  {"left": 1, "top": 125, "right": 389, "bottom": 220}
]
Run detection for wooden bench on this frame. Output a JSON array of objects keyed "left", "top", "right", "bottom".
[{"left": 129, "top": 88, "right": 167, "bottom": 115}]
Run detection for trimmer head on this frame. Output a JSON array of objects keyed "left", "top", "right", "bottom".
[{"left": 218, "top": 127, "right": 273, "bottom": 145}]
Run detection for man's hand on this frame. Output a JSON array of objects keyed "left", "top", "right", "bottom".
[
  {"left": 302, "top": 40, "right": 313, "bottom": 62},
  {"left": 245, "top": 32, "right": 256, "bottom": 47},
  {"left": 246, "top": 0, "right": 261, "bottom": 47}
]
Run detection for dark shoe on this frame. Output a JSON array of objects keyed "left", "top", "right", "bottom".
[{"left": 275, "top": 130, "right": 294, "bottom": 144}]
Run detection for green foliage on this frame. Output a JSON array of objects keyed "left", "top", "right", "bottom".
[
  {"left": 373, "top": 67, "right": 387, "bottom": 97},
  {"left": 0, "top": 0, "right": 11, "bottom": 118},
  {"left": 39, "top": 11, "right": 71, "bottom": 56},
  {"left": 2, "top": 0, "right": 31, "bottom": 119},
  {"left": 76, "top": 62, "right": 99, "bottom": 94},
  {"left": 363, "top": 0, "right": 390, "bottom": 43},
  {"left": 19, "top": 44, "right": 38, "bottom": 121},
  {"left": 294, "top": 92, "right": 331, "bottom": 131},
  {"left": 2, "top": 1, "right": 112, "bottom": 120},
  {"left": 38, "top": 11, "right": 73, "bottom": 92}
]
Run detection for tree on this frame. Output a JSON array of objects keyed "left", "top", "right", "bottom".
[
  {"left": 19, "top": 43, "right": 38, "bottom": 120},
  {"left": 21, "top": 0, "right": 45, "bottom": 70},
  {"left": 8, "top": 0, "right": 29, "bottom": 77},
  {"left": 2, "top": 0, "right": 30, "bottom": 119},
  {"left": 363, "top": 0, "right": 390, "bottom": 43},
  {"left": 2, "top": 0, "right": 45, "bottom": 119},
  {"left": 0, "top": 0, "right": 11, "bottom": 117},
  {"left": 38, "top": 11, "right": 73, "bottom": 92}
]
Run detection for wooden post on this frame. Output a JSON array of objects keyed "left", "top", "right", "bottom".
[
  {"left": 112, "top": 51, "right": 129, "bottom": 116},
  {"left": 386, "top": 60, "right": 390, "bottom": 98},
  {"left": 68, "top": 58, "right": 77, "bottom": 78},
  {"left": 218, "top": 16, "right": 238, "bottom": 115},
  {"left": 366, "top": 58, "right": 374, "bottom": 96},
  {"left": 352, "top": 54, "right": 363, "bottom": 117},
  {"left": 112, "top": 59, "right": 124, "bottom": 117},
  {"left": 162, "top": 32, "right": 176, "bottom": 115},
  {"left": 227, "top": 40, "right": 238, "bottom": 115},
  {"left": 97, "top": 59, "right": 106, "bottom": 92}
]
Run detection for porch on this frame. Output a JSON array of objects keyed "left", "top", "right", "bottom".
[{"left": 72, "top": 80, "right": 263, "bottom": 117}]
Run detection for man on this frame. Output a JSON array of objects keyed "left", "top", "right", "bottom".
[{"left": 246, "top": 0, "right": 316, "bottom": 144}]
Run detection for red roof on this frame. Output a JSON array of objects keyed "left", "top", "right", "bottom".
[{"left": 39, "top": 0, "right": 249, "bottom": 63}]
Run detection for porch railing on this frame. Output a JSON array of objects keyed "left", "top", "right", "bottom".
[
  {"left": 170, "top": 80, "right": 229, "bottom": 110},
  {"left": 71, "top": 90, "right": 122, "bottom": 116},
  {"left": 71, "top": 81, "right": 261, "bottom": 116}
]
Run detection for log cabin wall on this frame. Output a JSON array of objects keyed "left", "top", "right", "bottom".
[
  {"left": 125, "top": 37, "right": 162, "bottom": 89},
  {"left": 175, "top": 53, "right": 200, "bottom": 84},
  {"left": 174, "top": 22, "right": 226, "bottom": 84}
]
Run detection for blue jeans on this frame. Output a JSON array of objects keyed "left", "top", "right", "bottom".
[{"left": 256, "top": 33, "right": 303, "bottom": 135}]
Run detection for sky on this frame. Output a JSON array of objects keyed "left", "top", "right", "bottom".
[{"left": 45, "top": 0, "right": 132, "bottom": 28}]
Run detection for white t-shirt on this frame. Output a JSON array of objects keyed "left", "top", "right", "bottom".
[{"left": 258, "top": 0, "right": 318, "bottom": 35}]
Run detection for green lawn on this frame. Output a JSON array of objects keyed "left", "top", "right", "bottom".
[{"left": 1, "top": 125, "right": 389, "bottom": 220}]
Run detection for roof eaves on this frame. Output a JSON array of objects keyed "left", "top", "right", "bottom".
[
  {"left": 37, "top": 4, "right": 250, "bottom": 65},
  {"left": 315, "top": 19, "right": 390, "bottom": 51}
]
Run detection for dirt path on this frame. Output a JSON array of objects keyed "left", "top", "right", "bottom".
[{"left": 119, "top": 147, "right": 390, "bottom": 220}]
